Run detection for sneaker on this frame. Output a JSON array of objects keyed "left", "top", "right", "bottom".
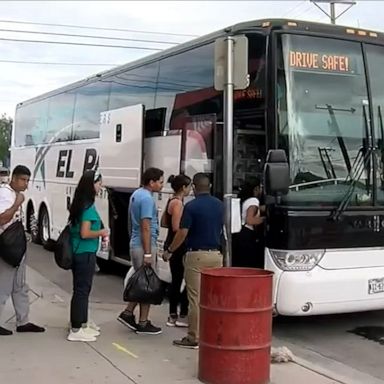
[
  {"left": 87, "top": 319, "right": 101, "bottom": 332},
  {"left": 117, "top": 311, "right": 137, "bottom": 331},
  {"left": 0, "top": 326, "right": 13, "bottom": 336},
  {"left": 175, "top": 316, "right": 188, "bottom": 328},
  {"left": 82, "top": 326, "right": 100, "bottom": 337},
  {"left": 67, "top": 328, "right": 97, "bottom": 342},
  {"left": 166, "top": 315, "right": 177, "bottom": 327},
  {"left": 136, "top": 321, "right": 162, "bottom": 335},
  {"left": 173, "top": 337, "right": 198, "bottom": 349},
  {"left": 16, "top": 323, "right": 45, "bottom": 333}
]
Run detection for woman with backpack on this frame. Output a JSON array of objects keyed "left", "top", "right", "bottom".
[
  {"left": 67, "top": 170, "right": 108, "bottom": 342},
  {"left": 161, "top": 174, "right": 192, "bottom": 327}
]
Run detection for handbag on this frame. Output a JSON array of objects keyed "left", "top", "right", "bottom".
[{"left": 0, "top": 220, "right": 27, "bottom": 267}]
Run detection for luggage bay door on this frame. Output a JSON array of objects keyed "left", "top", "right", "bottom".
[{"left": 99, "top": 104, "right": 144, "bottom": 189}]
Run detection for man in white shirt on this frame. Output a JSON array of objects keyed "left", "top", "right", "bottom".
[{"left": 0, "top": 165, "right": 45, "bottom": 336}]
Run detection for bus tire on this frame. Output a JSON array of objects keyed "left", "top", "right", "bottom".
[{"left": 39, "top": 206, "right": 54, "bottom": 251}]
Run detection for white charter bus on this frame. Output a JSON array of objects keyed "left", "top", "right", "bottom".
[{"left": 11, "top": 19, "right": 384, "bottom": 316}]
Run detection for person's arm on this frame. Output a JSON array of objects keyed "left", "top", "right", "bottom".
[
  {"left": 245, "top": 206, "right": 264, "bottom": 226},
  {"left": 163, "top": 204, "right": 191, "bottom": 261},
  {"left": 0, "top": 192, "right": 24, "bottom": 226},
  {"left": 140, "top": 218, "right": 151, "bottom": 255},
  {"left": 169, "top": 199, "right": 183, "bottom": 232},
  {"left": 168, "top": 228, "right": 188, "bottom": 253},
  {"left": 139, "top": 196, "right": 155, "bottom": 265},
  {"left": 79, "top": 206, "right": 108, "bottom": 239},
  {"left": 80, "top": 221, "right": 108, "bottom": 239}
]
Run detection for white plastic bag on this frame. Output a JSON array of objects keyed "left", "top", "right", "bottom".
[{"left": 155, "top": 256, "right": 172, "bottom": 284}]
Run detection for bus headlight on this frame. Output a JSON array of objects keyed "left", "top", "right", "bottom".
[{"left": 270, "top": 249, "right": 325, "bottom": 271}]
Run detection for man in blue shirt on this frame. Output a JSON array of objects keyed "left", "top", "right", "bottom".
[
  {"left": 164, "top": 173, "right": 223, "bottom": 348},
  {"left": 118, "top": 167, "right": 164, "bottom": 335}
]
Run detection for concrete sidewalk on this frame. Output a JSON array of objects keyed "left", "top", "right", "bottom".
[{"left": 0, "top": 267, "right": 368, "bottom": 384}]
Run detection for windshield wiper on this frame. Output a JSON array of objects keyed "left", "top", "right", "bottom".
[
  {"left": 316, "top": 104, "right": 355, "bottom": 174},
  {"left": 330, "top": 103, "right": 372, "bottom": 221},
  {"left": 378, "top": 106, "right": 384, "bottom": 190},
  {"left": 318, "top": 146, "right": 336, "bottom": 179}
]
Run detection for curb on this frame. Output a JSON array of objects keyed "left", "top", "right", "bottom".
[{"left": 275, "top": 339, "right": 384, "bottom": 384}]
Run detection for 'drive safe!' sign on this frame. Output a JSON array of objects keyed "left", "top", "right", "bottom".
[{"left": 289, "top": 50, "right": 354, "bottom": 73}]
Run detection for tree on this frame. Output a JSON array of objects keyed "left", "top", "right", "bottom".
[{"left": 0, "top": 114, "right": 12, "bottom": 167}]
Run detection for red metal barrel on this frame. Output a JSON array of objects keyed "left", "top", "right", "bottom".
[{"left": 198, "top": 267, "right": 274, "bottom": 384}]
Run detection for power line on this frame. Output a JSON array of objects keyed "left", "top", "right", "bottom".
[
  {"left": 0, "top": 59, "right": 118, "bottom": 66},
  {"left": 281, "top": 1, "right": 307, "bottom": 18},
  {"left": 293, "top": 3, "right": 316, "bottom": 19},
  {"left": 0, "top": 19, "right": 199, "bottom": 38},
  {"left": 0, "top": 28, "right": 180, "bottom": 45},
  {"left": 0, "top": 37, "right": 163, "bottom": 51}
]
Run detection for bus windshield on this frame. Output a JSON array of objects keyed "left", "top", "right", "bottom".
[{"left": 277, "top": 34, "right": 372, "bottom": 207}]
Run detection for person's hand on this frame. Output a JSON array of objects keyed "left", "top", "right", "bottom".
[
  {"left": 143, "top": 254, "right": 152, "bottom": 266},
  {"left": 99, "top": 229, "right": 109, "bottom": 238},
  {"left": 163, "top": 250, "right": 172, "bottom": 262},
  {"left": 14, "top": 192, "right": 25, "bottom": 207},
  {"left": 254, "top": 216, "right": 265, "bottom": 226}
]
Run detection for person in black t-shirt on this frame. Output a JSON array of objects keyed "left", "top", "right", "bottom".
[{"left": 161, "top": 174, "right": 192, "bottom": 328}]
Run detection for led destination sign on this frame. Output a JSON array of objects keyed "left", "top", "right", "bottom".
[{"left": 289, "top": 50, "right": 355, "bottom": 73}]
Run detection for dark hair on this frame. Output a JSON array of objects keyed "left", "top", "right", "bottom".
[
  {"left": 168, "top": 174, "right": 191, "bottom": 193},
  {"left": 192, "top": 172, "right": 210, "bottom": 186},
  {"left": 12, "top": 165, "right": 31, "bottom": 177},
  {"left": 142, "top": 167, "right": 164, "bottom": 186},
  {"left": 238, "top": 178, "right": 261, "bottom": 203},
  {"left": 69, "top": 170, "right": 100, "bottom": 224}
]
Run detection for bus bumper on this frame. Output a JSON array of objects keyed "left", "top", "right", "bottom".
[{"left": 273, "top": 265, "right": 384, "bottom": 316}]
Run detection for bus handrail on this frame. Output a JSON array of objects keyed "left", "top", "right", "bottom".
[{"left": 289, "top": 178, "right": 347, "bottom": 191}]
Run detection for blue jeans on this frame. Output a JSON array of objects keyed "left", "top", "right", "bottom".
[{"left": 70, "top": 252, "right": 96, "bottom": 329}]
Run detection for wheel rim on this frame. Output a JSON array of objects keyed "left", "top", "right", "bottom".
[
  {"left": 41, "top": 211, "right": 50, "bottom": 243},
  {"left": 29, "top": 212, "right": 38, "bottom": 239}
]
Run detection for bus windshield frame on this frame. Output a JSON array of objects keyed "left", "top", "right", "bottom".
[{"left": 276, "top": 32, "right": 378, "bottom": 208}]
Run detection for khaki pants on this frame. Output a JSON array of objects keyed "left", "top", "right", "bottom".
[{"left": 184, "top": 250, "right": 223, "bottom": 342}]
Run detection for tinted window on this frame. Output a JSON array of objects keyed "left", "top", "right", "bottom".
[
  {"left": 46, "top": 92, "right": 76, "bottom": 143},
  {"left": 14, "top": 99, "right": 49, "bottom": 146},
  {"left": 366, "top": 45, "right": 384, "bottom": 205},
  {"left": 107, "top": 62, "right": 159, "bottom": 111},
  {"left": 156, "top": 43, "right": 215, "bottom": 129},
  {"left": 72, "top": 81, "right": 110, "bottom": 140}
]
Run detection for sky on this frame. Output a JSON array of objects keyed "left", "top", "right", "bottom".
[{"left": 0, "top": 0, "right": 382, "bottom": 118}]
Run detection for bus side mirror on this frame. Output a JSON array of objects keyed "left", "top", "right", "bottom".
[{"left": 264, "top": 149, "right": 290, "bottom": 197}]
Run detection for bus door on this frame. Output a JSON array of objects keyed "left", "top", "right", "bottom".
[
  {"left": 233, "top": 114, "right": 267, "bottom": 194},
  {"left": 99, "top": 104, "right": 144, "bottom": 261}
]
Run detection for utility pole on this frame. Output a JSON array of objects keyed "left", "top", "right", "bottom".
[{"left": 310, "top": 0, "right": 356, "bottom": 24}]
